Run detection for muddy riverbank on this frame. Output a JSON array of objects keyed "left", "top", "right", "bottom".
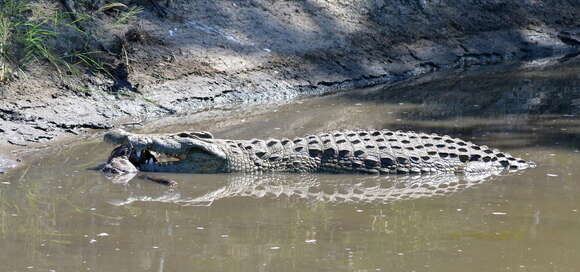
[
  {"left": 1, "top": 0, "right": 580, "bottom": 171},
  {"left": 2, "top": 61, "right": 580, "bottom": 271}
]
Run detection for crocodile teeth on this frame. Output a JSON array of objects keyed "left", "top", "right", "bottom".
[{"left": 147, "top": 158, "right": 154, "bottom": 165}]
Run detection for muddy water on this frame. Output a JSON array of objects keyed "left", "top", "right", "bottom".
[{"left": 2, "top": 66, "right": 580, "bottom": 272}]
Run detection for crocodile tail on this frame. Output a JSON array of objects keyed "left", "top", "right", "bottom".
[
  {"left": 462, "top": 152, "right": 535, "bottom": 174},
  {"left": 493, "top": 151, "right": 536, "bottom": 171}
]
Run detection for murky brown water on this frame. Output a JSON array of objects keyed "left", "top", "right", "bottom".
[{"left": 2, "top": 65, "right": 580, "bottom": 272}]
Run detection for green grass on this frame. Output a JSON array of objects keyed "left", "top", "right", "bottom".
[
  {"left": 75, "top": 87, "right": 101, "bottom": 93},
  {"left": 142, "top": 96, "right": 159, "bottom": 105},
  {"left": 0, "top": 0, "right": 109, "bottom": 83},
  {"left": 96, "top": 2, "right": 144, "bottom": 25},
  {"left": 114, "top": 6, "right": 143, "bottom": 25},
  {"left": 116, "top": 89, "right": 159, "bottom": 105},
  {"left": 0, "top": 0, "right": 156, "bottom": 89},
  {"left": 0, "top": 0, "right": 23, "bottom": 82},
  {"left": 98, "top": 2, "right": 129, "bottom": 13},
  {"left": 68, "top": 50, "right": 112, "bottom": 77}
]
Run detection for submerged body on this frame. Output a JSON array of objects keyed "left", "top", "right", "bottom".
[{"left": 103, "top": 129, "right": 535, "bottom": 175}]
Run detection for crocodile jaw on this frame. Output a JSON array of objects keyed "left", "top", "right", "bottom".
[
  {"left": 104, "top": 129, "right": 228, "bottom": 173},
  {"left": 131, "top": 147, "right": 227, "bottom": 173}
]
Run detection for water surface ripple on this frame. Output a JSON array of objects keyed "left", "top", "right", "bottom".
[{"left": 1, "top": 65, "right": 580, "bottom": 272}]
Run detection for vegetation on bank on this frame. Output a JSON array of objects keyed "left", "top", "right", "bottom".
[{"left": 0, "top": 0, "right": 151, "bottom": 85}]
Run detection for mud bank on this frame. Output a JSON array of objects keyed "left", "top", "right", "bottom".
[{"left": 1, "top": 0, "right": 579, "bottom": 170}]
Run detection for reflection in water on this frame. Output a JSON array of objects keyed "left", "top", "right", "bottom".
[
  {"left": 107, "top": 173, "right": 496, "bottom": 207},
  {"left": 2, "top": 62, "right": 580, "bottom": 271}
]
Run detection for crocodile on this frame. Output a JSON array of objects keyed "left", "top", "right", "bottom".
[{"left": 102, "top": 129, "right": 535, "bottom": 175}]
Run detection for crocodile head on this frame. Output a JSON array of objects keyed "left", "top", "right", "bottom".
[{"left": 104, "top": 129, "right": 228, "bottom": 173}]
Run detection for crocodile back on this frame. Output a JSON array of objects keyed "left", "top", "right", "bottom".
[{"left": 223, "top": 130, "right": 534, "bottom": 174}]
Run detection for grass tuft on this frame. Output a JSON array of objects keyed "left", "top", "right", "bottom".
[
  {"left": 0, "top": 0, "right": 110, "bottom": 84},
  {"left": 98, "top": 2, "right": 128, "bottom": 13},
  {"left": 115, "top": 6, "right": 143, "bottom": 25}
]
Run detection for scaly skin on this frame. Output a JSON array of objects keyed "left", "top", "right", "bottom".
[{"left": 103, "top": 129, "right": 535, "bottom": 175}]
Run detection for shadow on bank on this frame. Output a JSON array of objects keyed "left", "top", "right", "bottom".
[
  {"left": 337, "top": 59, "right": 580, "bottom": 150},
  {"left": 94, "top": 0, "right": 580, "bottom": 85}
]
